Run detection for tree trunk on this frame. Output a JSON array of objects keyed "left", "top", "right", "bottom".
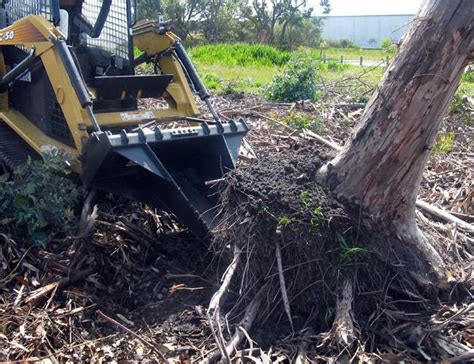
[
  {"left": 318, "top": 0, "right": 473, "bottom": 287},
  {"left": 278, "top": 19, "right": 290, "bottom": 48}
]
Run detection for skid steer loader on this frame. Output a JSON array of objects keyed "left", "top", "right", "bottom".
[{"left": 0, "top": 0, "right": 248, "bottom": 237}]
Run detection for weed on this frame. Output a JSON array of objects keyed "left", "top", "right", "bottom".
[
  {"left": 449, "top": 92, "right": 465, "bottom": 113},
  {"left": 221, "top": 80, "right": 241, "bottom": 95},
  {"left": 300, "top": 190, "right": 311, "bottom": 207},
  {"left": 461, "top": 67, "right": 474, "bottom": 83},
  {"left": 277, "top": 215, "right": 295, "bottom": 230},
  {"left": 350, "top": 94, "right": 370, "bottom": 104},
  {"left": 282, "top": 112, "right": 325, "bottom": 134},
  {"left": 380, "top": 38, "right": 396, "bottom": 52},
  {"left": 190, "top": 43, "right": 291, "bottom": 67},
  {"left": 257, "top": 203, "right": 270, "bottom": 215},
  {"left": 309, "top": 206, "right": 324, "bottom": 229},
  {"left": 336, "top": 233, "right": 369, "bottom": 265},
  {"left": 312, "top": 206, "right": 324, "bottom": 219},
  {"left": 325, "top": 61, "right": 351, "bottom": 73},
  {"left": 433, "top": 132, "right": 455, "bottom": 154},
  {"left": 0, "top": 153, "right": 82, "bottom": 246}
]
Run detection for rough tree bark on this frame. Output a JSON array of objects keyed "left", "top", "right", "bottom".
[{"left": 318, "top": 0, "right": 474, "bottom": 287}]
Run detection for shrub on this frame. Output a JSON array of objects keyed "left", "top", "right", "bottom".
[
  {"left": 325, "top": 61, "right": 350, "bottom": 72},
  {"left": 265, "top": 55, "right": 318, "bottom": 102},
  {"left": 350, "top": 95, "right": 370, "bottom": 104},
  {"left": 461, "top": 67, "right": 474, "bottom": 83},
  {"left": 449, "top": 85, "right": 472, "bottom": 113},
  {"left": 0, "top": 153, "right": 82, "bottom": 246},
  {"left": 379, "top": 38, "right": 395, "bottom": 52},
  {"left": 203, "top": 73, "right": 220, "bottom": 90},
  {"left": 324, "top": 39, "right": 357, "bottom": 48},
  {"left": 221, "top": 80, "right": 242, "bottom": 95}
]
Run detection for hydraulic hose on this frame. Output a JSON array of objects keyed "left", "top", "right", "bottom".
[
  {"left": 173, "top": 41, "right": 222, "bottom": 123},
  {"left": 173, "top": 41, "right": 210, "bottom": 101},
  {"left": 56, "top": 40, "right": 101, "bottom": 132}
]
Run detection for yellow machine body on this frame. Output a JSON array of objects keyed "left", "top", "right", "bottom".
[
  {"left": 0, "top": 1, "right": 248, "bottom": 237},
  {"left": 0, "top": 15, "right": 201, "bottom": 171}
]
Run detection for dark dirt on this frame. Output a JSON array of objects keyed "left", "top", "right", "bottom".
[{"left": 213, "top": 142, "right": 374, "bottom": 338}]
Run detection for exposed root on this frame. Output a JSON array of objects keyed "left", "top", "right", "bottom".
[
  {"left": 208, "top": 140, "right": 472, "bottom": 361},
  {"left": 331, "top": 278, "right": 356, "bottom": 347},
  {"left": 207, "top": 247, "right": 242, "bottom": 362},
  {"left": 78, "top": 189, "right": 98, "bottom": 238},
  {"left": 97, "top": 310, "right": 168, "bottom": 362},
  {"left": 295, "top": 328, "right": 314, "bottom": 364},
  {"left": 276, "top": 237, "right": 294, "bottom": 332},
  {"left": 206, "top": 289, "right": 263, "bottom": 363}
]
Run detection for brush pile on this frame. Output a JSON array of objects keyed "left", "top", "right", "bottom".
[{"left": 1, "top": 92, "right": 472, "bottom": 362}]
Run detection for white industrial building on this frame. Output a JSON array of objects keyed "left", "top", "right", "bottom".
[{"left": 320, "top": 14, "right": 415, "bottom": 48}]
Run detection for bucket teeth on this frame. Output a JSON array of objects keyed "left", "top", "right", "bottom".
[{"left": 81, "top": 120, "right": 249, "bottom": 237}]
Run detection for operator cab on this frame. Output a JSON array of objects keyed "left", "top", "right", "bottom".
[
  {"left": 58, "top": 0, "right": 135, "bottom": 81},
  {"left": 0, "top": 0, "right": 160, "bottom": 146},
  {"left": 55, "top": 0, "right": 171, "bottom": 112}
]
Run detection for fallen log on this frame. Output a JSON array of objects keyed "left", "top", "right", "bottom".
[{"left": 415, "top": 200, "right": 474, "bottom": 234}]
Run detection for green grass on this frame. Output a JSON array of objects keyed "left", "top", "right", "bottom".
[
  {"left": 190, "top": 44, "right": 392, "bottom": 66},
  {"left": 195, "top": 61, "right": 384, "bottom": 96},
  {"left": 190, "top": 43, "right": 473, "bottom": 100},
  {"left": 190, "top": 43, "right": 291, "bottom": 67},
  {"left": 195, "top": 63, "right": 276, "bottom": 93}
]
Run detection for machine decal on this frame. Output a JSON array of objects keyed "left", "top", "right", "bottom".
[
  {"left": 120, "top": 111, "right": 155, "bottom": 121},
  {"left": 0, "top": 21, "right": 47, "bottom": 44},
  {"left": 0, "top": 31, "right": 15, "bottom": 41}
]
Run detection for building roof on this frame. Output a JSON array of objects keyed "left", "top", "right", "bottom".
[{"left": 318, "top": 14, "right": 416, "bottom": 18}]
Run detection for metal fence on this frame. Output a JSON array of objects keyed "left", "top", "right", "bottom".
[
  {"left": 4, "top": 0, "right": 55, "bottom": 24},
  {"left": 82, "top": 0, "right": 129, "bottom": 59}
]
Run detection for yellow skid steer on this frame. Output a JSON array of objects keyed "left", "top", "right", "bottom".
[{"left": 0, "top": 1, "right": 248, "bottom": 237}]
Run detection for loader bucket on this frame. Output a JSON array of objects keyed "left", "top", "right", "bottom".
[{"left": 81, "top": 120, "right": 249, "bottom": 237}]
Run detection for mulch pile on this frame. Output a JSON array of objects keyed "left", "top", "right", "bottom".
[{"left": 1, "top": 201, "right": 215, "bottom": 362}]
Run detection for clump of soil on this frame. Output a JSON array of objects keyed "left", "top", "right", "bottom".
[{"left": 213, "top": 142, "right": 381, "bottom": 342}]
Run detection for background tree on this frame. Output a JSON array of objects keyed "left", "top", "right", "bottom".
[
  {"left": 136, "top": 0, "right": 325, "bottom": 48},
  {"left": 319, "top": 0, "right": 331, "bottom": 14},
  {"left": 160, "top": 0, "right": 209, "bottom": 41},
  {"left": 249, "top": 0, "right": 313, "bottom": 45},
  {"left": 201, "top": 0, "right": 251, "bottom": 43},
  {"left": 275, "top": 4, "right": 313, "bottom": 48},
  {"left": 137, "top": 0, "right": 161, "bottom": 20}
]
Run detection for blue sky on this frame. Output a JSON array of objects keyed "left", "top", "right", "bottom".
[{"left": 310, "top": 0, "right": 424, "bottom": 16}]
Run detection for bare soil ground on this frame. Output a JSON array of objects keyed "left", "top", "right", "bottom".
[{"left": 0, "top": 93, "right": 472, "bottom": 362}]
